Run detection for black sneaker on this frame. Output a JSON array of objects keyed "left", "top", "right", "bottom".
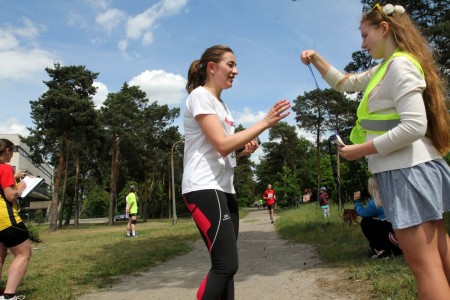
[{"left": 371, "top": 249, "right": 390, "bottom": 260}]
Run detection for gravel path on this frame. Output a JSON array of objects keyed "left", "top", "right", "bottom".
[{"left": 79, "top": 209, "right": 359, "bottom": 300}]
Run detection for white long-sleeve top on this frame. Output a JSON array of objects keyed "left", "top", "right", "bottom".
[{"left": 323, "top": 56, "right": 442, "bottom": 173}]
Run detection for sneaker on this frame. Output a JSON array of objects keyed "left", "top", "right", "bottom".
[
  {"left": 371, "top": 249, "right": 390, "bottom": 260},
  {"left": 271, "top": 220, "right": 274, "bottom": 224},
  {"left": 0, "top": 295, "right": 23, "bottom": 300}
]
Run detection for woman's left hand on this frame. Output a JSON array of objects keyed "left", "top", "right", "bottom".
[
  {"left": 14, "top": 170, "right": 26, "bottom": 180},
  {"left": 236, "top": 139, "right": 259, "bottom": 158},
  {"left": 338, "top": 141, "right": 378, "bottom": 161}
]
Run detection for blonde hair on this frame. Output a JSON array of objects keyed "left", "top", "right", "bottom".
[
  {"left": 367, "top": 177, "right": 382, "bottom": 207},
  {"left": 186, "top": 45, "right": 234, "bottom": 94},
  {"left": 361, "top": 6, "right": 450, "bottom": 155}
]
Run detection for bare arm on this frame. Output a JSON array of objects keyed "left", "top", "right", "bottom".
[
  {"left": 300, "top": 50, "right": 331, "bottom": 77},
  {"left": 338, "top": 140, "right": 378, "bottom": 161},
  {"left": 196, "top": 99, "right": 291, "bottom": 157},
  {"left": 14, "top": 170, "right": 26, "bottom": 180},
  {"left": 3, "top": 182, "right": 26, "bottom": 203}
]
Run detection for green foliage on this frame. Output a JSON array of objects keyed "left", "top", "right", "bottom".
[
  {"left": 256, "top": 122, "right": 316, "bottom": 193},
  {"left": 22, "top": 63, "right": 101, "bottom": 231},
  {"left": 23, "top": 63, "right": 99, "bottom": 165},
  {"left": 27, "top": 222, "right": 42, "bottom": 243},
  {"left": 234, "top": 125, "right": 258, "bottom": 207},
  {"left": 444, "top": 152, "right": 450, "bottom": 165},
  {"left": 99, "top": 82, "right": 182, "bottom": 222},
  {"left": 82, "top": 186, "right": 110, "bottom": 218},
  {"left": 291, "top": 89, "right": 357, "bottom": 195},
  {"left": 33, "top": 209, "right": 45, "bottom": 225},
  {"left": 273, "top": 166, "right": 302, "bottom": 207}
]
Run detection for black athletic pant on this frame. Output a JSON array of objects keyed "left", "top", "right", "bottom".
[
  {"left": 183, "top": 189, "right": 239, "bottom": 300},
  {"left": 360, "top": 217, "right": 401, "bottom": 255}
]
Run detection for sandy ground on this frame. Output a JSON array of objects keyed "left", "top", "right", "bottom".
[{"left": 79, "top": 209, "right": 360, "bottom": 300}]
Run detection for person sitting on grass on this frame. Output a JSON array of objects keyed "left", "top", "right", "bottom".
[{"left": 354, "top": 177, "right": 402, "bottom": 259}]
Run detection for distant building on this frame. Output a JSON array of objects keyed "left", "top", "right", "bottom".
[{"left": 0, "top": 134, "right": 53, "bottom": 219}]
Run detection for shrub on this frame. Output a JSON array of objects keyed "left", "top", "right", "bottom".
[{"left": 34, "top": 209, "right": 45, "bottom": 224}]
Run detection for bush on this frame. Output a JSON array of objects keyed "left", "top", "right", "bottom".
[
  {"left": 27, "top": 222, "right": 42, "bottom": 243},
  {"left": 33, "top": 209, "right": 45, "bottom": 224}
]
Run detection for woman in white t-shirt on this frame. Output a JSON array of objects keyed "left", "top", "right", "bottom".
[{"left": 182, "top": 45, "right": 290, "bottom": 300}]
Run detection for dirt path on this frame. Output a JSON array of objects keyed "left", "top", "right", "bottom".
[{"left": 80, "top": 209, "right": 359, "bottom": 300}]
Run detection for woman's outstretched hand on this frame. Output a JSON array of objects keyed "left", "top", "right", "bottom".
[{"left": 263, "top": 99, "right": 291, "bottom": 128}]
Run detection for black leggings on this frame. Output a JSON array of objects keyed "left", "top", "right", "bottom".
[{"left": 183, "top": 190, "right": 239, "bottom": 300}]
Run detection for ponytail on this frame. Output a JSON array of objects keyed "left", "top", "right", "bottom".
[{"left": 185, "top": 45, "right": 234, "bottom": 94}]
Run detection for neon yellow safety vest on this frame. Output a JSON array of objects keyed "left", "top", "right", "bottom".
[{"left": 350, "top": 49, "right": 424, "bottom": 144}]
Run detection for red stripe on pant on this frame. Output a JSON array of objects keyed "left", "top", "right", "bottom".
[{"left": 185, "top": 200, "right": 212, "bottom": 251}]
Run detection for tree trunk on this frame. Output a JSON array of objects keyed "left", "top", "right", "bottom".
[
  {"left": 108, "top": 136, "right": 121, "bottom": 225},
  {"left": 73, "top": 154, "right": 80, "bottom": 226},
  {"left": 58, "top": 143, "right": 70, "bottom": 228},
  {"left": 143, "top": 175, "right": 154, "bottom": 222},
  {"left": 50, "top": 135, "right": 68, "bottom": 232},
  {"left": 160, "top": 174, "right": 165, "bottom": 218}
]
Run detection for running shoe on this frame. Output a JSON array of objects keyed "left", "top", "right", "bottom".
[{"left": 371, "top": 249, "right": 390, "bottom": 260}]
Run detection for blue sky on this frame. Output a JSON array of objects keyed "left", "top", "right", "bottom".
[{"left": 0, "top": 0, "right": 365, "bottom": 153}]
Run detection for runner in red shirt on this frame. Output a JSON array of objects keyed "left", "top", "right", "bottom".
[{"left": 263, "top": 184, "right": 276, "bottom": 224}]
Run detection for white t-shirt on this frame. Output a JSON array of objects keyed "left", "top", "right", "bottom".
[{"left": 182, "top": 86, "right": 236, "bottom": 194}]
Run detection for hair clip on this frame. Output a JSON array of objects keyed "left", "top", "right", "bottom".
[
  {"left": 370, "top": 3, "right": 405, "bottom": 16},
  {"left": 382, "top": 4, "right": 405, "bottom": 15}
]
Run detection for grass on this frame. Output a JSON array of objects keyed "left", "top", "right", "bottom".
[
  {"left": 276, "top": 202, "right": 450, "bottom": 300},
  {"left": 2, "top": 206, "right": 447, "bottom": 299},
  {"left": 3, "top": 219, "right": 198, "bottom": 299}
]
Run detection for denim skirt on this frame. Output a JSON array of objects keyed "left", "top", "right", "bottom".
[{"left": 374, "top": 159, "right": 450, "bottom": 230}]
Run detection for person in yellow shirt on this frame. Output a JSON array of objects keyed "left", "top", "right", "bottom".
[
  {"left": 0, "top": 139, "right": 32, "bottom": 300},
  {"left": 125, "top": 185, "right": 138, "bottom": 237}
]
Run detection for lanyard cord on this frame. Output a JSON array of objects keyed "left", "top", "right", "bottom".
[
  {"left": 306, "top": 63, "right": 344, "bottom": 211},
  {"left": 307, "top": 64, "right": 321, "bottom": 90}
]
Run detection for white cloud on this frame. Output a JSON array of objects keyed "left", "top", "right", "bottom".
[
  {"left": 0, "top": 29, "right": 19, "bottom": 50},
  {"left": 233, "top": 107, "right": 266, "bottom": 126},
  {"left": 0, "top": 49, "right": 55, "bottom": 80},
  {"left": 96, "top": 8, "right": 126, "bottom": 34},
  {"left": 0, "top": 118, "right": 29, "bottom": 136},
  {"left": 0, "top": 18, "right": 39, "bottom": 51},
  {"left": 295, "top": 126, "right": 316, "bottom": 142},
  {"left": 92, "top": 82, "right": 109, "bottom": 108},
  {"left": 118, "top": 39, "right": 128, "bottom": 58},
  {"left": 142, "top": 31, "right": 154, "bottom": 46},
  {"left": 125, "top": 0, "right": 187, "bottom": 45},
  {"left": 87, "top": 0, "right": 111, "bottom": 11},
  {"left": 66, "top": 11, "right": 89, "bottom": 28},
  {"left": 9, "top": 18, "right": 40, "bottom": 40},
  {"left": 128, "top": 69, "right": 186, "bottom": 105},
  {"left": 0, "top": 20, "right": 57, "bottom": 81}
]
